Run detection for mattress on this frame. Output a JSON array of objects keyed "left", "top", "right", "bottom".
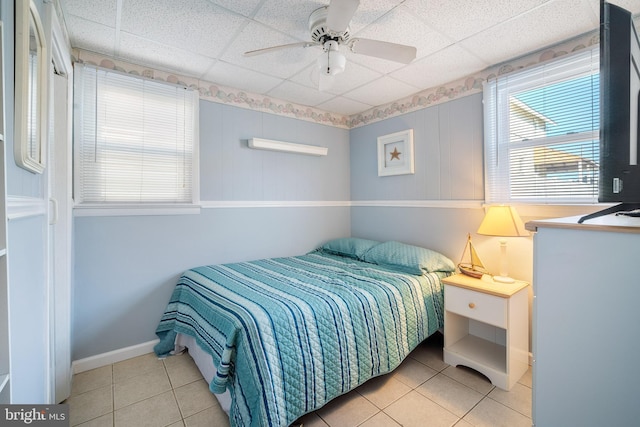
[
  {"left": 175, "top": 333, "right": 231, "bottom": 414},
  {"left": 155, "top": 248, "right": 450, "bottom": 426}
]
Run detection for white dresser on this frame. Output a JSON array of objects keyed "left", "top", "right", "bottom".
[{"left": 527, "top": 214, "right": 640, "bottom": 426}]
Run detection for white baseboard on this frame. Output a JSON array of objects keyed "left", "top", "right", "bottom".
[{"left": 72, "top": 339, "right": 160, "bottom": 374}]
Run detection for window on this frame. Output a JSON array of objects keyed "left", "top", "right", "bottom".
[
  {"left": 484, "top": 48, "right": 599, "bottom": 204},
  {"left": 74, "top": 64, "right": 199, "bottom": 207}
]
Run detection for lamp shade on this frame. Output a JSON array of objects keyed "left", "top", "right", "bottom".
[{"left": 477, "top": 205, "right": 529, "bottom": 237}]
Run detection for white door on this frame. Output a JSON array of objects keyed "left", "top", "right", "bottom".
[{"left": 49, "top": 68, "right": 72, "bottom": 404}]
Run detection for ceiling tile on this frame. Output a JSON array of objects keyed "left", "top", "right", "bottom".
[
  {"left": 118, "top": 33, "right": 214, "bottom": 77},
  {"left": 59, "top": 0, "right": 118, "bottom": 27},
  {"left": 316, "top": 96, "right": 374, "bottom": 116},
  {"left": 267, "top": 81, "right": 335, "bottom": 107},
  {"left": 207, "top": 0, "right": 264, "bottom": 17},
  {"left": 460, "top": 0, "right": 599, "bottom": 65},
  {"left": 64, "top": 15, "right": 117, "bottom": 57},
  {"left": 344, "top": 76, "right": 420, "bottom": 106},
  {"left": 391, "top": 44, "right": 489, "bottom": 90},
  {"left": 120, "top": 0, "right": 246, "bottom": 58},
  {"left": 253, "top": 0, "right": 330, "bottom": 42},
  {"left": 203, "top": 61, "right": 282, "bottom": 94},
  {"left": 342, "top": 0, "right": 406, "bottom": 34},
  {"left": 403, "top": 0, "right": 549, "bottom": 42}
]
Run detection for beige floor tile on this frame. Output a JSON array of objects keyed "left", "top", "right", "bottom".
[
  {"left": 384, "top": 390, "right": 459, "bottom": 427},
  {"left": 441, "top": 365, "right": 495, "bottom": 395},
  {"left": 74, "top": 412, "right": 113, "bottom": 427},
  {"left": 67, "top": 340, "right": 534, "bottom": 427},
  {"left": 408, "top": 337, "right": 448, "bottom": 372},
  {"left": 463, "top": 397, "right": 532, "bottom": 427},
  {"left": 488, "top": 382, "right": 532, "bottom": 418},
  {"left": 174, "top": 379, "right": 218, "bottom": 418},
  {"left": 391, "top": 357, "right": 437, "bottom": 389},
  {"left": 183, "top": 407, "right": 230, "bottom": 427},
  {"left": 359, "top": 411, "right": 401, "bottom": 427},
  {"left": 518, "top": 367, "right": 532, "bottom": 388},
  {"left": 293, "top": 411, "right": 329, "bottom": 427},
  {"left": 164, "top": 352, "right": 204, "bottom": 388},
  {"left": 113, "top": 352, "right": 165, "bottom": 383},
  {"left": 316, "top": 390, "right": 379, "bottom": 427},
  {"left": 416, "top": 373, "right": 484, "bottom": 418},
  {"left": 114, "top": 365, "right": 172, "bottom": 410},
  {"left": 114, "top": 390, "right": 181, "bottom": 427},
  {"left": 357, "top": 375, "right": 411, "bottom": 409},
  {"left": 68, "top": 385, "right": 113, "bottom": 426},
  {"left": 71, "top": 366, "right": 113, "bottom": 396}
]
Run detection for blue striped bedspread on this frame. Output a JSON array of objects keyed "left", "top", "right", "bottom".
[{"left": 155, "top": 250, "right": 448, "bottom": 426}]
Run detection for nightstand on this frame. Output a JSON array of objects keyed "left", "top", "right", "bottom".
[{"left": 443, "top": 273, "right": 529, "bottom": 390}]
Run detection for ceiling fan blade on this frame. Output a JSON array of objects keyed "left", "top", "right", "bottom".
[
  {"left": 244, "top": 42, "right": 316, "bottom": 57},
  {"left": 326, "top": 0, "right": 360, "bottom": 33},
  {"left": 349, "top": 38, "right": 417, "bottom": 64}
]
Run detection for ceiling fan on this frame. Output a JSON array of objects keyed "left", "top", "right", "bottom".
[{"left": 244, "top": 0, "right": 417, "bottom": 90}]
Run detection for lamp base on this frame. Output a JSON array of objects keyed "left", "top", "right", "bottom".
[{"left": 492, "top": 275, "right": 515, "bottom": 284}]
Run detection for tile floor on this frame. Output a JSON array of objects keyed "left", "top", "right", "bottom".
[{"left": 67, "top": 333, "right": 532, "bottom": 427}]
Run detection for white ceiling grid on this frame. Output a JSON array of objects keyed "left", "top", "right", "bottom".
[{"left": 59, "top": 0, "right": 640, "bottom": 116}]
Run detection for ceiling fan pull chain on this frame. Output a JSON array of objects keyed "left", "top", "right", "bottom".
[{"left": 325, "top": 49, "right": 331, "bottom": 74}]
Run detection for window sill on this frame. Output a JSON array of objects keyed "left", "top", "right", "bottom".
[
  {"left": 73, "top": 203, "right": 201, "bottom": 217},
  {"left": 505, "top": 203, "right": 616, "bottom": 219}
]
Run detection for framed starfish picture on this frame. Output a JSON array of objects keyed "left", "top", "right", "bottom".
[{"left": 377, "top": 129, "right": 414, "bottom": 176}]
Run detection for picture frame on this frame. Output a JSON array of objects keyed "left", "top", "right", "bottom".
[{"left": 377, "top": 129, "right": 414, "bottom": 177}]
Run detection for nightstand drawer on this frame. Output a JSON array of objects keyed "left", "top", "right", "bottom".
[{"left": 445, "top": 285, "right": 507, "bottom": 328}]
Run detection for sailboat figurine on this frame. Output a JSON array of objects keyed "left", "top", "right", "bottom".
[{"left": 457, "top": 233, "right": 488, "bottom": 279}]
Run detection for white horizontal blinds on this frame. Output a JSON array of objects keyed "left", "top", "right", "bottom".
[
  {"left": 75, "top": 64, "right": 197, "bottom": 204},
  {"left": 484, "top": 48, "right": 600, "bottom": 204}
]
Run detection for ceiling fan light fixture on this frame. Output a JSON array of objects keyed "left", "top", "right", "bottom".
[{"left": 318, "top": 42, "right": 346, "bottom": 76}]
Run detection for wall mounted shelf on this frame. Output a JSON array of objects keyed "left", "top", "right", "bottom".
[{"left": 248, "top": 138, "right": 328, "bottom": 156}]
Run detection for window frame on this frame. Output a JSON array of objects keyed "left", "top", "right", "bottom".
[
  {"left": 73, "top": 64, "right": 200, "bottom": 216},
  {"left": 483, "top": 47, "right": 601, "bottom": 205}
]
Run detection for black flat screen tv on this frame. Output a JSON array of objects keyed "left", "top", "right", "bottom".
[{"left": 579, "top": 0, "right": 640, "bottom": 223}]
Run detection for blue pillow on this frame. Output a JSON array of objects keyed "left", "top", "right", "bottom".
[
  {"left": 321, "top": 237, "right": 380, "bottom": 260},
  {"left": 362, "top": 241, "right": 455, "bottom": 274}
]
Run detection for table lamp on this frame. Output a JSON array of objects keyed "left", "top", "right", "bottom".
[{"left": 477, "top": 205, "right": 529, "bottom": 283}]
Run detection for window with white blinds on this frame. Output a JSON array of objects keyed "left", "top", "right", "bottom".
[
  {"left": 74, "top": 64, "right": 198, "bottom": 206},
  {"left": 484, "top": 48, "right": 600, "bottom": 204}
]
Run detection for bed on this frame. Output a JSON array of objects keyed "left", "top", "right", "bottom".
[{"left": 154, "top": 239, "right": 454, "bottom": 427}]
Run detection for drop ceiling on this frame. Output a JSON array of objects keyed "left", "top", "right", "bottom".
[{"left": 58, "top": 0, "right": 640, "bottom": 116}]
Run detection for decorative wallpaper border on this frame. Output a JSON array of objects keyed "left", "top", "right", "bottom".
[
  {"left": 72, "top": 28, "right": 601, "bottom": 130},
  {"left": 72, "top": 49, "right": 351, "bottom": 129}
]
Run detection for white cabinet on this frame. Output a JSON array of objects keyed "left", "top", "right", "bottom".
[
  {"left": 528, "top": 215, "right": 640, "bottom": 426},
  {"left": 0, "top": 21, "right": 9, "bottom": 404},
  {"left": 443, "top": 273, "right": 529, "bottom": 391}
]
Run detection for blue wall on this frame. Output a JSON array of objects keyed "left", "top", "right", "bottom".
[
  {"left": 72, "top": 93, "right": 487, "bottom": 360},
  {"left": 350, "top": 93, "right": 484, "bottom": 202},
  {"left": 349, "top": 94, "right": 485, "bottom": 262},
  {"left": 72, "top": 101, "right": 351, "bottom": 359},
  {"left": 199, "top": 101, "right": 350, "bottom": 201}
]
